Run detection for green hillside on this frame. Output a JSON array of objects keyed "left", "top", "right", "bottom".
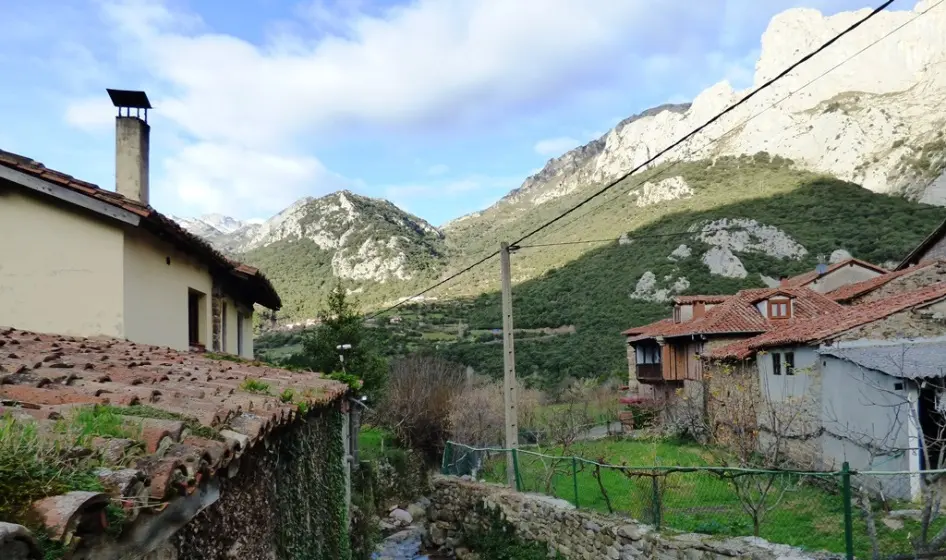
[
  {"left": 241, "top": 193, "right": 449, "bottom": 321},
  {"left": 256, "top": 155, "right": 946, "bottom": 389}
]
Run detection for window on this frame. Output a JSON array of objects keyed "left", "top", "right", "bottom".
[
  {"left": 237, "top": 312, "right": 245, "bottom": 356},
  {"left": 673, "top": 306, "right": 681, "bottom": 323},
  {"left": 772, "top": 352, "right": 782, "bottom": 375},
  {"left": 635, "top": 344, "right": 661, "bottom": 365},
  {"left": 768, "top": 298, "right": 791, "bottom": 319},
  {"left": 785, "top": 352, "right": 795, "bottom": 375},
  {"left": 221, "top": 302, "right": 228, "bottom": 352}
]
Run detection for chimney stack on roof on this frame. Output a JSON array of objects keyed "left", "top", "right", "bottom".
[
  {"left": 107, "top": 88, "right": 152, "bottom": 206},
  {"left": 779, "top": 275, "right": 789, "bottom": 287}
]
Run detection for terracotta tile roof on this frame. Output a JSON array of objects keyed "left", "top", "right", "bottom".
[
  {"left": 783, "top": 258, "right": 888, "bottom": 288},
  {"left": 0, "top": 327, "right": 347, "bottom": 540},
  {"left": 672, "top": 295, "right": 730, "bottom": 304},
  {"left": 0, "top": 149, "right": 281, "bottom": 310},
  {"left": 621, "top": 318, "right": 675, "bottom": 340},
  {"left": 708, "top": 282, "right": 946, "bottom": 360},
  {"left": 666, "top": 287, "right": 843, "bottom": 338},
  {"left": 622, "top": 288, "right": 844, "bottom": 343}
]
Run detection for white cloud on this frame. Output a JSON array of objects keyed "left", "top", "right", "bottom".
[
  {"left": 426, "top": 163, "right": 450, "bottom": 176},
  {"left": 50, "top": 0, "right": 870, "bottom": 218},
  {"left": 161, "top": 142, "right": 355, "bottom": 217},
  {"left": 534, "top": 136, "right": 580, "bottom": 156}
]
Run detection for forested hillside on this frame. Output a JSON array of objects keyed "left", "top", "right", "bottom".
[{"left": 258, "top": 155, "right": 946, "bottom": 391}]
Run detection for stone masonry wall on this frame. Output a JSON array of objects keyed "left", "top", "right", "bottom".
[
  {"left": 142, "top": 407, "right": 350, "bottom": 560},
  {"left": 425, "top": 476, "right": 840, "bottom": 560}
]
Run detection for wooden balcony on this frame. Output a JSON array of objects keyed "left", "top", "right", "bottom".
[{"left": 635, "top": 363, "right": 663, "bottom": 382}]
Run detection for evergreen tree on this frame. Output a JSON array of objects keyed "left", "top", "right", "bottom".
[{"left": 301, "top": 283, "right": 387, "bottom": 401}]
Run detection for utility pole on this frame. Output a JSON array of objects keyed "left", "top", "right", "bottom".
[{"left": 500, "top": 242, "right": 519, "bottom": 487}]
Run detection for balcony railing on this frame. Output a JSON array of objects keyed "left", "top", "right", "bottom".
[{"left": 636, "top": 363, "right": 663, "bottom": 381}]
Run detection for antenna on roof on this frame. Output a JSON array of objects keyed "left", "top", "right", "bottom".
[{"left": 106, "top": 89, "right": 152, "bottom": 122}]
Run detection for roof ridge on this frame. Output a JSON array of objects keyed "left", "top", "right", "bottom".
[{"left": 0, "top": 147, "right": 281, "bottom": 309}]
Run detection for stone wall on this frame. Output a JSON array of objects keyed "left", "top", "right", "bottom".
[
  {"left": 113, "top": 407, "right": 351, "bottom": 560},
  {"left": 425, "top": 476, "right": 841, "bottom": 560}
]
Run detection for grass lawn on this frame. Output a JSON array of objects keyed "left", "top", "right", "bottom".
[{"left": 468, "top": 437, "right": 927, "bottom": 557}]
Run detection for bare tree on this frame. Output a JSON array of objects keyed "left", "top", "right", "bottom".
[
  {"left": 696, "top": 358, "right": 822, "bottom": 536},
  {"left": 374, "top": 354, "right": 466, "bottom": 463}
]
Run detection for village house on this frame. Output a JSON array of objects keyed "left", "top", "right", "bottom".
[
  {"left": 0, "top": 89, "right": 278, "bottom": 359},
  {"left": 622, "top": 287, "right": 843, "bottom": 403},
  {"left": 706, "top": 283, "right": 946, "bottom": 499},
  {"left": 0, "top": 90, "right": 355, "bottom": 559}
]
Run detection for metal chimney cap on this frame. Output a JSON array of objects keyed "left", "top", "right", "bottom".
[{"left": 106, "top": 89, "right": 152, "bottom": 109}]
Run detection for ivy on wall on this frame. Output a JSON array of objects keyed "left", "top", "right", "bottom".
[{"left": 273, "top": 407, "right": 351, "bottom": 560}]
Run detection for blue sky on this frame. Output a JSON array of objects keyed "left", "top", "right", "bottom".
[{"left": 0, "top": 0, "right": 878, "bottom": 226}]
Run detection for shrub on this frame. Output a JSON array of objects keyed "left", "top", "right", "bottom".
[{"left": 374, "top": 354, "right": 466, "bottom": 463}]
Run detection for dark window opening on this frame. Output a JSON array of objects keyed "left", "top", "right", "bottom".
[
  {"left": 237, "top": 312, "right": 245, "bottom": 356},
  {"left": 166, "top": 257, "right": 171, "bottom": 266},
  {"left": 221, "top": 302, "right": 228, "bottom": 352},
  {"left": 188, "top": 289, "right": 206, "bottom": 347},
  {"left": 894, "top": 382, "right": 904, "bottom": 391},
  {"left": 772, "top": 353, "right": 782, "bottom": 376},
  {"left": 785, "top": 352, "right": 795, "bottom": 375}
]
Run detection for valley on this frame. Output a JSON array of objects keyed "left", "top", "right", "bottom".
[{"left": 169, "top": 2, "right": 946, "bottom": 389}]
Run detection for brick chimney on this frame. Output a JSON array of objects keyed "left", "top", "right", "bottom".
[{"left": 107, "top": 89, "right": 152, "bottom": 206}]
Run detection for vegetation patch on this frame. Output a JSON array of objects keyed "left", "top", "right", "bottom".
[
  {"left": 53, "top": 404, "right": 143, "bottom": 444},
  {"left": 97, "top": 404, "right": 223, "bottom": 441},
  {"left": 239, "top": 378, "right": 271, "bottom": 395},
  {"left": 0, "top": 414, "right": 127, "bottom": 559}
]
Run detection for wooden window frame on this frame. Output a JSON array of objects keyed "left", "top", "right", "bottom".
[
  {"left": 768, "top": 298, "right": 792, "bottom": 319},
  {"left": 772, "top": 353, "right": 782, "bottom": 376}
]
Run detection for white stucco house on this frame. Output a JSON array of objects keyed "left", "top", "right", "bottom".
[
  {"left": 709, "top": 283, "right": 946, "bottom": 499},
  {"left": 0, "top": 89, "right": 280, "bottom": 359}
]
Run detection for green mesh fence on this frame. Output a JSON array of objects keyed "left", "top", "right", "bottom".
[{"left": 443, "top": 441, "right": 946, "bottom": 560}]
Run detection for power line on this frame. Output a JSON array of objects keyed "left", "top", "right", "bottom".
[
  {"left": 527, "top": 0, "right": 942, "bottom": 244},
  {"left": 362, "top": 0, "right": 904, "bottom": 319},
  {"left": 508, "top": 0, "right": 897, "bottom": 248},
  {"left": 515, "top": 205, "right": 946, "bottom": 249},
  {"left": 363, "top": 250, "right": 499, "bottom": 320}
]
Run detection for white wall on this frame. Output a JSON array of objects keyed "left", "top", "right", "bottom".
[
  {"left": 0, "top": 189, "right": 125, "bottom": 337},
  {"left": 220, "top": 298, "right": 255, "bottom": 359},
  {"left": 820, "top": 355, "right": 913, "bottom": 498},
  {"left": 123, "top": 230, "right": 213, "bottom": 351}
]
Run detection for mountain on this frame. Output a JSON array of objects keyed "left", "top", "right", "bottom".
[
  {"left": 173, "top": 191, "right": 448, "bottom": 319},
  {"left": 181, "top": 2, "right": 946, "bottom": 340}
]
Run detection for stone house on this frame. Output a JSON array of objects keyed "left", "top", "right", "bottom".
[
  {"left": 825, "top": 259, "right": 946, "bottom": 304},
  {"left": 707, "top": 283, "right": 946, "bottom": 499},
  {"left": 0, "top": 89, "right": 278, "bottom": 359},
  {"left": 622, "top": 287, "right": 843, "bottom": 404}
]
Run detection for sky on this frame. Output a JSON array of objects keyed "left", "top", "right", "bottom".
[{"left": 0, "top": 0, "right": 880, "bottom": 226}]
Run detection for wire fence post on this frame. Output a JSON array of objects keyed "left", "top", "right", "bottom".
[
  {"left": 841, "top": 462, "right": 854, "bottom": 560},
  {"left": 571, "top": 457, "right": 580, "bottom": 508},
  {"left": 441, "top": 441, "right": 453, "bottom": 475},
  {"left": 651, "top": 471, "right": 662, "bottom": 530},
  {"left": 512, "top": 448, "right": 522, "bottom": 491}
]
